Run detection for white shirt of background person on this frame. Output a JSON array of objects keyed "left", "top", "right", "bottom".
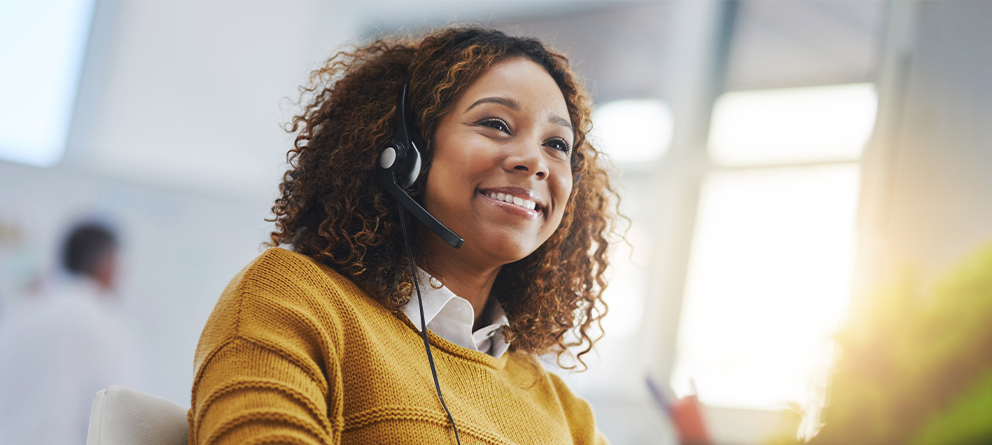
[{"left": 0, "top": 274, "right": 142, "bottom": 445}]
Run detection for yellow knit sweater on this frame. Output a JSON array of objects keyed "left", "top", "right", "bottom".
[{"left": 189, "top": 248, "right": 608, "bottom": 445}]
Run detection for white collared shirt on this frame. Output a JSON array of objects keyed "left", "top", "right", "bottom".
[{"left": 402, "top": 268, "right": 510, "bottom": 358}]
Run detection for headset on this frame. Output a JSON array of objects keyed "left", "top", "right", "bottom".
[
  {"left": 376, "top": 83, "right": 463, "bottom": 249},
  {"left": 376, "top": 82, "right": 464, "bottom": 444}
]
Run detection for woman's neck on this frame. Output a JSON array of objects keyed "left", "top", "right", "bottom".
[{"left": 418, "top": 237, "right": 501, "bottom": 326}]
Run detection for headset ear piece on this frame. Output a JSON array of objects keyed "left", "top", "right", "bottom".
[
  {"left": 379, "top": 146, "right": 398, "bottom": 170},
  {"left": 399, "top": 143, "right": 422, "bottom": 188}
]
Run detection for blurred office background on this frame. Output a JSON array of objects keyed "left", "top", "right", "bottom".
[{"left": 2, "top": 1, "right": 992, "bottom": 444}]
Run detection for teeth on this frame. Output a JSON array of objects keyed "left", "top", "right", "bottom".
[{"left": 485, "top": 192, "right": 537, "bottom": 211}]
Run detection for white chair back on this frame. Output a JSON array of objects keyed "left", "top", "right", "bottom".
[{"left": 86, "top": 385, "right": 189, "bottom": 445}]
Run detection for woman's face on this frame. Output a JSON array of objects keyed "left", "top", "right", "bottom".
[{"left": 422, "top": 57, "right": 574, "bottom": 268}]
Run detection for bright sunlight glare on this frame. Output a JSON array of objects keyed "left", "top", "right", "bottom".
[
  {"left": 671, "top": 165, "right": 860, "bottom": 410},
  {"left": 708, "top": 84, "right": 877, "bottom": 166}
]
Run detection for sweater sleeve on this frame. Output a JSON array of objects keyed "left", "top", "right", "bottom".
[{"left": 189, "top": 254, "right": 344, "bottom": 445}]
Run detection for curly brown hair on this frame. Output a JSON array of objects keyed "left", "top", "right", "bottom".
[{"left": 269, "top": 27, "right": 620, "bottom": 367}]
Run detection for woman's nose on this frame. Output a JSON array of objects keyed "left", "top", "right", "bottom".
[{"left": 503, "top": 141, "right": 548, "bottom": 180}]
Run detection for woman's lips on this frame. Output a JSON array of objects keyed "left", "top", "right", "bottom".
[
  {"left": 477, "top": 187, "right": 544, "bottom": 211},
  {"left": 477, "top": 190, "right": 544, "bottom": 219},
  {"left": 483, "top": 191, "right": 538, "bottom": 210}
]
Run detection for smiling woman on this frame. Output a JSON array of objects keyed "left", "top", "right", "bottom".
[{"left": 188, "top": 27, "right": 620, "bottom": 444}]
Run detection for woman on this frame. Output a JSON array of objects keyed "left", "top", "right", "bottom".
[{"left": 189, "top": 27, "right": 619, "bottom": 444}]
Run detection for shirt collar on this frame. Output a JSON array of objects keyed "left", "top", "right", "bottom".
[
  {"left": 402, "top": 267, "right": 510, "bottom": 358},
  {"left": 473, "top": 297, "right": 510, "bottom": 358}
]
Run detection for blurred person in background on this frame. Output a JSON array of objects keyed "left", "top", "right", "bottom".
[{"left": 0, "top": 221, "right": 141, "bottom": 445}]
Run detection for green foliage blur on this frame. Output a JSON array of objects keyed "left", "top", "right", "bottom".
[{"left": 775, "top": 244, "right": 992, "bottom": 444}]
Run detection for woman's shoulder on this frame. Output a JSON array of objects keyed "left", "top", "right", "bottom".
[
  {"left": 218, "top": 247, "right": 370, "bottom": 306},
  {"left": 240, "top": 247, "right": 352, "bottom": 290},
  {"left": 195, "top": 248, "right": 368, "bottom": 357},
  {"left": 222, "top": 247, "right": 369, "bottom": 312}
]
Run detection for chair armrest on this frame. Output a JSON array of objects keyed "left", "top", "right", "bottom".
[{"left": 86, "top": 385, "right": 189, "bottom": 445}]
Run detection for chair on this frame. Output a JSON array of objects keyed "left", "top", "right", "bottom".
[{"left": 86, "top": 385, "right": 189, "bottom": 445}]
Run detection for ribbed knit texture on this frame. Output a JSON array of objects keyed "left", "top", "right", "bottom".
[{"left": 189, "top": 248, "right": 609, "bottom": 445}]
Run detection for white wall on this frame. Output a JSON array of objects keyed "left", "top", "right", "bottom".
[{"left": 64, "top": 1, "right": 364, "bottom": 197}]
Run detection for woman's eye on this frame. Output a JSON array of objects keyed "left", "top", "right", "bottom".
[
  {"left": 545, "top": 137, "right": 571, "bottom": 154},
  {"left": 479, "top": 118, "right": 510, "bottom": 134}
]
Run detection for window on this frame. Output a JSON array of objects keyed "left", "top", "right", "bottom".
[
  {"left": 671, "top": 84, "right": 876, "bottom": 423},
  {"left": 0, "top": 0, "right": 95, "bottom": 167}
]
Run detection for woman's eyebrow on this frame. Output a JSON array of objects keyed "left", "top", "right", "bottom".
[
  {"left": 549, "top": 114, "right": 572, "bottom": 130},
  {"left": 467, "top": 96, "right": 519, "bottom": 111},
  {"left": 467, "top": 96, "right": 572, "bottom": 130}
]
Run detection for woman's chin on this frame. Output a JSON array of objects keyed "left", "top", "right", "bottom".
[{"left": 469, "top": 234, "right": 542, "bottom": 266}]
